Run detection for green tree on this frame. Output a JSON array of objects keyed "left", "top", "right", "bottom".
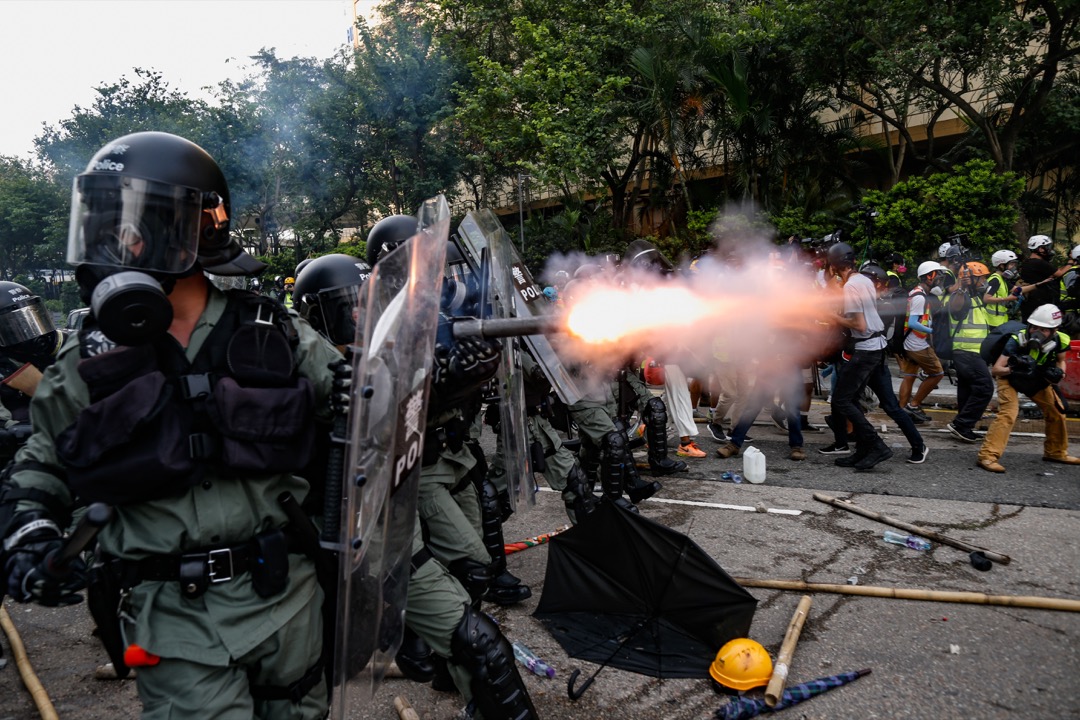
[{"left": 0, "top": 157, "right": 67, "bottom": 286}]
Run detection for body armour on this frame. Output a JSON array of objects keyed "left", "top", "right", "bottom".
[{"left": 56, "top": 291, "right": 315, "bottom": 505}]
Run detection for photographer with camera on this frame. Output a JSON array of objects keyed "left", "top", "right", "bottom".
[{"left": 976, "top": 304, "right": 1079, "bottom": 472}]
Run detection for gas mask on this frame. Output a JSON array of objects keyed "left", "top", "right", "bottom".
[
  {"left": 1002, "top": 263, "right": 1019, "bottom": 282},
  {"left": 1019, "top": 327, "right": 1057, "bottom": 355},
  {"left": 68, "top": 174, "right": 210, "bottom": 346}
]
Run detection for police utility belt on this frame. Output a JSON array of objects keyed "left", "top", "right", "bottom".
[{"left": 104, "top": 527, "right": 300, "bottom": 600}]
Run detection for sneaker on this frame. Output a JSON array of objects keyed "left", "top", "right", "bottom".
[
  {"left": 946, "top": 422, "right": 979, "bottom": 443},
  {"left": 818, "top": 442, "right": 851, "bottom": 455},
  {"left": 707, "top": 422, "right": 728, "bottom": 442},
  {"left": 854, "top": 443, "right": 893, "bottom": 471},
  {"left": 716, "top": 442, "right": 740, "bottom": 459},
  {"left": 904, "top": 404, "right": 929, "bottom": 424},
  {"left": 789, "top": 446, "right": 806, "bottom": 461},
  {"left": 677, "top": 441, "right": 707, "bottom": 458},
  {"left": 800, "top": 417, "right": 821, "bottom": 432},
  {"left": 907, "top": 445, "right": 929, "bottom": 464},
  {"left": 770, "top": 408, "right": 788, "bottom": 431}
]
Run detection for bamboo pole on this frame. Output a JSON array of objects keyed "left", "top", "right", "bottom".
[
  {"left": 764, "top": 595, "right": 812, "bottom": 707},
  {"left": 735, "top": 578, "right": 1080, "bottom": 612},
  {"left": 814, "top": 492, "right": 1012, "bottom": 565},
  {"left": 0, "top": 605, "right": 59, "bottom": 720},
  {"left": 394, "top": 695, "right": 421, "bottom": 720}
]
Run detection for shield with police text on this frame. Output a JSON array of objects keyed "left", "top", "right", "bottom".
[{"left": 330, "top": 196, "right": 448, "bottom": 717}]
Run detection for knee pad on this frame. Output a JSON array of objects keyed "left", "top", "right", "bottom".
[
  {"left": 450, "top": 605, "right": 538, "bottom": 720},
  {"left": 447, "top": 558, "right": 491, "bottom": 604},
  {"left": 477, "top": 479, "right": 507, "bottom": 573}
]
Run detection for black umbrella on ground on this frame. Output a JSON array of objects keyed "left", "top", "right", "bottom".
[{"left": 533, "top": 501, "right": 758, "bottom": 699}]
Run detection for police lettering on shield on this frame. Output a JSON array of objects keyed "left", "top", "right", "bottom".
[{"left": 393, "top": 387, "right": 426, "bottom": 493}]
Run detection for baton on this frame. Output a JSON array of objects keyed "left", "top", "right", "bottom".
[{"left": 45, "top": 502, "right": 113, "bottom": 577}]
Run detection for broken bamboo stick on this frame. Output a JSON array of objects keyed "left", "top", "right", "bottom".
[
  {"left": 735, "top": 578, "right": 1080, "bottom": 612},
  {"left": 765, "top": 595, "right": 812, "bottom": 707},
  {"left": 813, "top": 492, "right": 1011, "bottom": 565},
  {"left": 394, "top": 695, "right": 420, "bottom": 720}
]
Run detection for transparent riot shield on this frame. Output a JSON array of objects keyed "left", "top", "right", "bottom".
[
  {"left": 330, "top": 196, "right": 449, "bottom": 718},
  {"left": 455, "top": 211, "right": 532, "bottom": 513},
  {"left": 457, "top": 210, "right": 583, "bottom": 406}
]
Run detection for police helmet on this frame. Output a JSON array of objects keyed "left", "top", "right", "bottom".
[
  {"left": 365, "top": 215, "right": 418, "bottom": 267},
  {"left": 0, "top": 281, "right": 61, "bottom": 363},
  {"left": 294, "top": 257, "right": 315, "bottom": 278},
  {"left": 624, "top": 239, "right": 674, "bottom": 273},
  {"left": 825, "top": 242, "right": 857, "bottom": 270},
  {"left": 294, "top": 254, "right": 372, "bottom": 345},
  {"left": 68, "top": 132, "right": 264, "bottom": 278}
]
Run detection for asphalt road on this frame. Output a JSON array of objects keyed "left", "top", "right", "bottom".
[{"left": 1, "top": 400, "right": 1077, "bottom": 720}]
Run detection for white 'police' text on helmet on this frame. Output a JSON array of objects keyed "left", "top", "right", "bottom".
[
  {"left": 917, "top": 261, "right": 945, "bottom": 278},
  {"left": 1027, "top": 303, "right": 1062, "bottom": 329},
  {"left": 1027, "top": 235, "right": 1052, "bottom": 251},
  {"left": 991, "top": 250, "right": 1018, "bottom": 268}
]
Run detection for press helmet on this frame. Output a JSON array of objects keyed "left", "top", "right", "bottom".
[
  {"left": 1070, "top": 245, "right": 1080, "bottom": 261},
  {"left": 709, "top": 639, "right": 773, "bottom": 692},
  {"left": 1028, "top": 234, "right": 1052, "bottom": 252},
  {"left": 1027, "top": 303, "right": 1062, "bottom": 329},
  {"left": 991, "top": 250, "right": 1018, "bottom": 269},
  {"left": 69, "top": 131, "right": 264, "bottom": 278},
  {"left": 917, "top": 261, "right": 945, "bottom": 279},
  {"left": 938, "top": 242, "right": 953, "bottom": 259},
  {"left": 284, "top": 276, "right": 295, "bottom": 286},
  {"left": 0, "top": 281, "right": 61, "bottom": 363},
  {"left": 365, "top": 214, "right": 418, "bottom": 267},
  {"left": 825, "top": 242, "right": 857, "bottom": 270},
  {"left": 293, "top": 254, "right": 372, "bottom": 344}
]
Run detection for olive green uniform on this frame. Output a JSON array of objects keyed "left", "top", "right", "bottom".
[{"left": 9, "top": 287, "right": 340, "bottom": 720}]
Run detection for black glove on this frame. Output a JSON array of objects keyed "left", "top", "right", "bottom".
[
  {"left": 1042, "top": 365, "right": 1065, "bottom": 385},
  {"left": 448, "top": 337, "right": 502, "bottom": 385},
  {"left": 328, "top": 358, "right": 352, "bottom": 416},
  {"left": 3, "top": 513, "right": 87, "bottom": 606}
]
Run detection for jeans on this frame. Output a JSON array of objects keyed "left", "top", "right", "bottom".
[
  {"left": 730, "top": 366, "right": 805, "bottom": 450},
  {"left": 951, "top": 350, "right": 994, "bottom": 432},
  {"left": 829, "top": 354, "right": 924, "bottom": 451}
]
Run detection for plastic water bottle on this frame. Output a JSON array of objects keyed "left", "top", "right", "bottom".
[
  {"left": 883, "top": 530, "right": 931, "bottom": 551},
  {"left": 742, "top": 446, "right": 766, "bottom": 484},
  {"left": 512, "top": 641, "right": 555, "bottom": 678}
]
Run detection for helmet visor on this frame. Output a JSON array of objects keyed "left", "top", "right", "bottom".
[
  {"left": 0, "top": 298, "right": 55, "bottom": 347},
  {"left": 68, "top": 174, "right": 203, "bottom": 274},
  {"left": 315, "top": 284, "right": 364, "bottom": 346}
]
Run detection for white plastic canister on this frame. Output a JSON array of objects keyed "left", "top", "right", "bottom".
[{"left": 742, "top": 446, "right": 766, "bottom": 484}]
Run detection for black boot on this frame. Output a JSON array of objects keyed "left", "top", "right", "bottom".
[
  {"left": 642, "top": 397, "right": 688, "bottom": 476},
  {"left": 429, "top": 655, "right": 458, "bottom": 693},
  {"left": 600, "top": 431, "right": 639, "bottom": 513},
  {"left": 395, "top": 627, "right": 435, "bottom": 683},
  {"left": 483, "top": 570, "right": 533, "bottom": 606}
]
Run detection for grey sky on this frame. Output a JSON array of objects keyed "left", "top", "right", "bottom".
[{"left": 0, "top": 0, "right": 361, "bottom": 158}]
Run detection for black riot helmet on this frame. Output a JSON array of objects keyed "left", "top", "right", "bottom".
[
  {"left": 624, "top": 239, "right": 674, "bottom": 274},
  {"left": 365, "top": 214, "right": 418, "bottom": 267},
  {"left": 68, "top": 132, "right": 265, "bottom": 345},
  {"left": 294, "top": 257, "right": 315, "bottom": 278},
  {"left": 825, "top": 242, "right": 857, "bottom": 271},
  {"left": 293, "top": 254, "right": 372, "bottom": 345},
  {"left": 0, "top": 281, "right": 62, "bottom": 364}
]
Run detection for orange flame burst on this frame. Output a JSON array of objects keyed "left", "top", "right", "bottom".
[{"left": 566, "top": 285, "right": 737, "bottom": 343}]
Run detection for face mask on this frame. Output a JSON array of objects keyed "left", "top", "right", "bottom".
[{"left": 896, "top": 265, "right": 907, "bottom": 274}]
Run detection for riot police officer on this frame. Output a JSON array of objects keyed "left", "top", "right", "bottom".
[{"left": 0, "top": 132, "right": 340, "bottom": 719}]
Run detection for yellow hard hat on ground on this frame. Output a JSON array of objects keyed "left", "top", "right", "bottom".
[{"left": 709, "top": 638, "right": 773, "bottom": 692}]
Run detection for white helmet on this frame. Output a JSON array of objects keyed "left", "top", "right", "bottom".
[
  {"left": 1027, "top": 303, "right": 1062, "bottom": 329},
  {"left": 1071, "top": 245, "right": 1080, "bottom": 261},
  {"left": 991, "top": 249, "right": 1018, "bottom": 268},
  {"left": 917, "top": 260, "right": 945, "bottom": 278},
  {"left": 937, "top": 242, "right": 952, "bottom": 258},
  {"left": 1027, "top": 234, "right": 1052, "bottom": 251}
]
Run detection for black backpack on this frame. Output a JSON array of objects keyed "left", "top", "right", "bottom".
[{"left": 979, "top": 320, "right": 1027, "bottom": 364}]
